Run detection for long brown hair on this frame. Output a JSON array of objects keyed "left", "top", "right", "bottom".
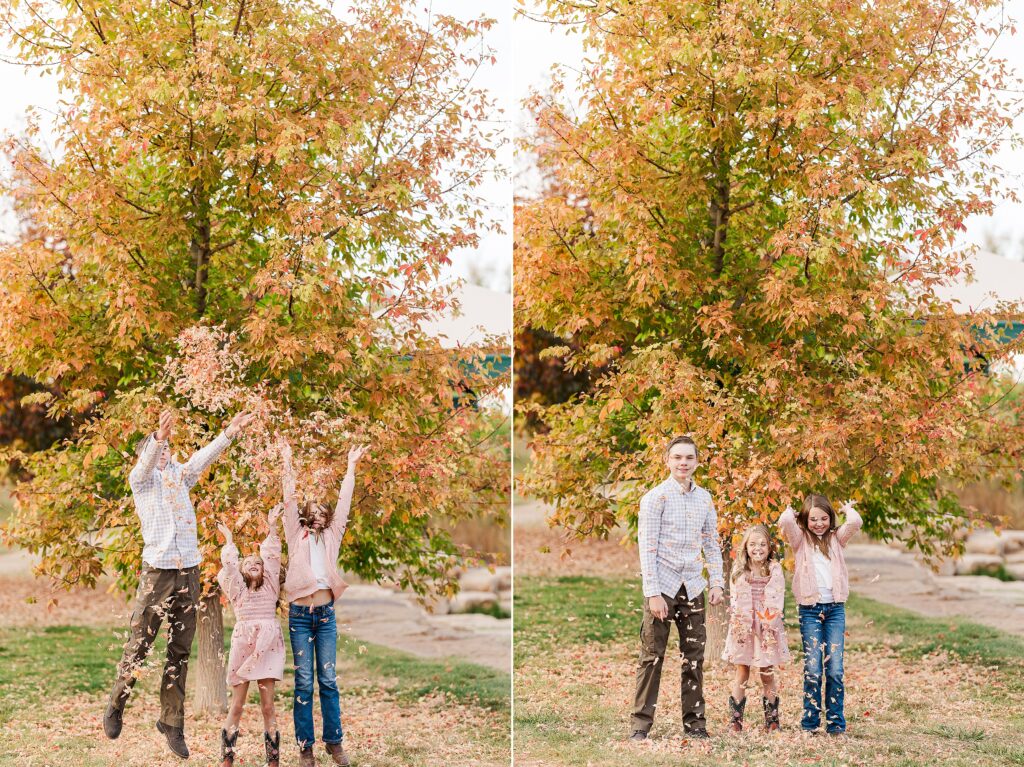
[
  {"left": 731, "top": 524, "right": 777, "bottom": 583},
  {"left": 298, "top": 500, "right": 334, "bottom": 532},
  {"left": 797, "top": 493, "right": 838, "bottom": 557}
]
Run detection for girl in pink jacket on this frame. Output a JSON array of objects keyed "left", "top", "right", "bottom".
[
  {"left": 722, "top": 524, "right": 791, "bottom": 732},
  {"left": 216, "top": 504, "right": 286, "bottom": 767},
  {"left": 280, "top": 439, "right": 368, "bottom": 767},
  {"left": 779, "top": 495, "right": 862, "bottom": 735}
]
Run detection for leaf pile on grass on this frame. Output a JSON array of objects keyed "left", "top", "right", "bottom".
[{"left": 514, "top": 576, "right": 1024, "bottom": 767}]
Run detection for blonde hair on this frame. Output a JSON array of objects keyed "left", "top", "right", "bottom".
[{"left": 731, "top": 524, "right": 777, "bottom": 583}]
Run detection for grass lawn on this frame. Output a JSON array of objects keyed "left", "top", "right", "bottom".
[
  {"left": 514, "top": 575, "right": 1024, "bottom": 767},
  {"left": 0, "top": 614, "right": 510, "bottom": 767}
]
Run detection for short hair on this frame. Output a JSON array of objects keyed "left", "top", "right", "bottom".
[{"left": 664, "top": 435, "right": 699, "bottom": 459}]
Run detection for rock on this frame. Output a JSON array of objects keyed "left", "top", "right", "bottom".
[
  {"left": 1004, "top": 564, "right": 1024, "bottom": 581},
  {"left": 1004, "top": 550, "right": 1024, "bottom": 565},
  {"left": 954, "top": 553, "right": 1005, "bottom": 576},
  {"left": 1001, "top": 530, "right": 1024, "bottom": 554},
  {"left": 421, "top": 594, "right": 451, "bottom": 616},
  {"left": 449, "top": 590, "right": 499, "bottom": 614},
  {"left": 459, "top": 567, "right": 499, "bottom": 593},
  {"left": 932, "top": 558, "right": 956, "bottom": 577},
  {"left": 498, "top": 588, "right": 512, "bottom": 615},
  {"left": 964, "top": 530, "right": 1008, "bottom": 556},
  {"left": 494, "top": 566, "right": 512, "bottom": 591}
]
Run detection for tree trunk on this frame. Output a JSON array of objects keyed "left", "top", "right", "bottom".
[
  {"left": 704, "top": 538, "right": 733, "bottom": 663},
  {"left": 707, "top": 143, "right": 731, "bottom": 277},
  {"left": 192, "top": 595, "right": 227, "bottom": 716}
]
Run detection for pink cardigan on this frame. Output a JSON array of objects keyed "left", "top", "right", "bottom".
[
  {"left": 724, "top": 560, "right": 787, "bottom": 652},
  {"left": 778, "top": 505, "right": 862, "bottom": 605},
  {"left": 281, "top": 461, "right": 356, "bottom": 604}
]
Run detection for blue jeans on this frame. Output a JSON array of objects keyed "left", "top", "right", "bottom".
[
  {"left": 289, "top": 603, "right": 342, "bottom": 748},
  {"left": 798, "top": 602, "right": 846, "bottom": 733}
]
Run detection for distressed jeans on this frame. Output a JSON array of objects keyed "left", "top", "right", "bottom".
[
  {"left": 289, "top": 602, "right": 343, "bottom": 748},
  {"left": 798, "top": 602, "right": 846, "bottom": 733}
]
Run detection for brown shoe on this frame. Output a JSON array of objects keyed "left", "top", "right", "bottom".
[
  {"left": 298, "top": 747, "right": 316, "bottom": 767},
  {"left": 325, "top": 741, "right": 351, "bottom": 766},
  {"left": 156, "top": 720, "right": 190, "bottom": 759}
]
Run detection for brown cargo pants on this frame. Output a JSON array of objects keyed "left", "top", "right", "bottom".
[
  {"left": 631, "top": 584, "right": 707, "bottom": 734},
  {"left": 107, "top": 565, "right": 200, "bottom": 728}
]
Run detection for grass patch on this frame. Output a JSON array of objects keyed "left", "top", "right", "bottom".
[
  {"left": 513, "top": 575, "right": 638, "bottom": 661},
  {"left": 0, "top": 624, "right": 126, "bottom": 724},
  {"left": 0, "top": 616, "right": 509, "bottom": 728},
  {"left": 338, "top": 637, "right": 509, "bottom": 712},
  {"left": 465, "top": 602, "right": 512, "bottom": 620},
  {"left": 922, "top": 724, "right": 987, "bottom": 742},
  {"left": 514, "top": 575, "right": 1024, "bottom": 767},
  {"left": 847, "top": 593, "right": 1024, "bottom": 675}
]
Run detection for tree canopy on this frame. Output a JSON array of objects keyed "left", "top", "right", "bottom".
[
  {"left": 0, "top": 0, "right": 509, "bottom": 596},
  {"left": 517, "top": 0, "right": 1024, "bottom": 555}
]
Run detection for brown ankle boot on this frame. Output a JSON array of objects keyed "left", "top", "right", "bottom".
[
  {"left": 728, "top": 695, "right": 746, "bottom": 732},
  {"left": 326, "top": 741, "right": 351, "bottom": 766},
  {"left": 221, "top": 728, "right": 238, "bottom": 767},
  {"left": 764, "top": 695, "right": 781, "bottom": 732},
  {"left": 264, "top": 731, "right": 280, "bottom": 767},
  {"left": 298, "top": 746, "right": 316, "bottom": 767}
]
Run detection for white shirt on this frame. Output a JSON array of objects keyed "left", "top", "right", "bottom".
[
  {"left": 129, "top": 431, "right": 232, "bottom": 569},
  {"left": 812, "top": 548, "right": 834, "bottom": 603},
  {"left": 309, "top": 533, "right": 332, "bottom": 590},
  {"left": 638, "top": 477, "right": 725, "bottom": 599}
]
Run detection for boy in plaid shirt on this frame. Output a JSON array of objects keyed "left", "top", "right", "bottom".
[
  {"left": 630, "top": 435, "right": 725, "bottom": 742},
  {"left": 103, "top": 408, "right": 253, "bottom": 759}
]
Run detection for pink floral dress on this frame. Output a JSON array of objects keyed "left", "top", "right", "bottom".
[
  {"left": 721, "top": 560, "right": 791, "bottom": 668},
  {"left": 218, "top": 531, "right": 286, "bottom": 686}
]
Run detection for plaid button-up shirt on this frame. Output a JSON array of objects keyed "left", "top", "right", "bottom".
[
  {"left": 638, "top": 477, "right": 725, "bottom": 599},
  {"left": 129, "top": 431, "right": 233, "bottom": 569}
]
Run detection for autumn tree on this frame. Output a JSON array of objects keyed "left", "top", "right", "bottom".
[
  {"left": 517, "top": 0, "right": 1024, "bottom": 649},
  {"left": 0, "top": 0, "right": 508, "bottom": 713}
]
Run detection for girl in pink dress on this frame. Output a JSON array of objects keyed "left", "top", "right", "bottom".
[
  {"left": 216, "top": 505, "right": 286, "bottom": 767},
  {"left": 721, "top": 523, "right": 791, "bottom": 733}
]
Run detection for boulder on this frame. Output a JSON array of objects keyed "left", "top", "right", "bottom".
[
  {"left": 459, "top": 567, "right": 499, "bottom": 593},
  {"left": 1004, "top": 550, "right": 1024, "bottom": 565},
  {"left": 964, "top": 530, "right": 1008, "bottom": 557},
  {"left": 422, "top": 594, "right": 451, "bottom": 616},
  {"left": 954, "top": 553, "right": 1005, "bottom": 576},
  {"left": 449, "top": 590, "right": 499, "bottom": 614},
  {"left": 1004, "top": 563, "right": 1024, "bottom": 581},
  {"left": 1001, "top": 530, "right": 1024, "bottom": 554},
  {"left": 498, "top": 588, "right": 512, "bottom": 615},
  {"left": 494, "top": 566, "right": 512, "bottom": 591}
]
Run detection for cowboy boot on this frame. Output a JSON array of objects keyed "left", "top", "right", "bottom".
[
  {"left": 264, "top": 731, "right": 280, "bottom": 767},
  {"left": 298, "top": 746, "right": 316, "bottom": 767},
  {"left": 764, "top": 695, "right": 781, "bottom": 732},
  {"left": 325, "top": 741, "right": 351, "bottom": 766},
  {"left": 728, "top": 695, "right": 746, "bottom": 733},
  {"left": 221, "top": 728, "right": 239, "bottom": 767}
]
